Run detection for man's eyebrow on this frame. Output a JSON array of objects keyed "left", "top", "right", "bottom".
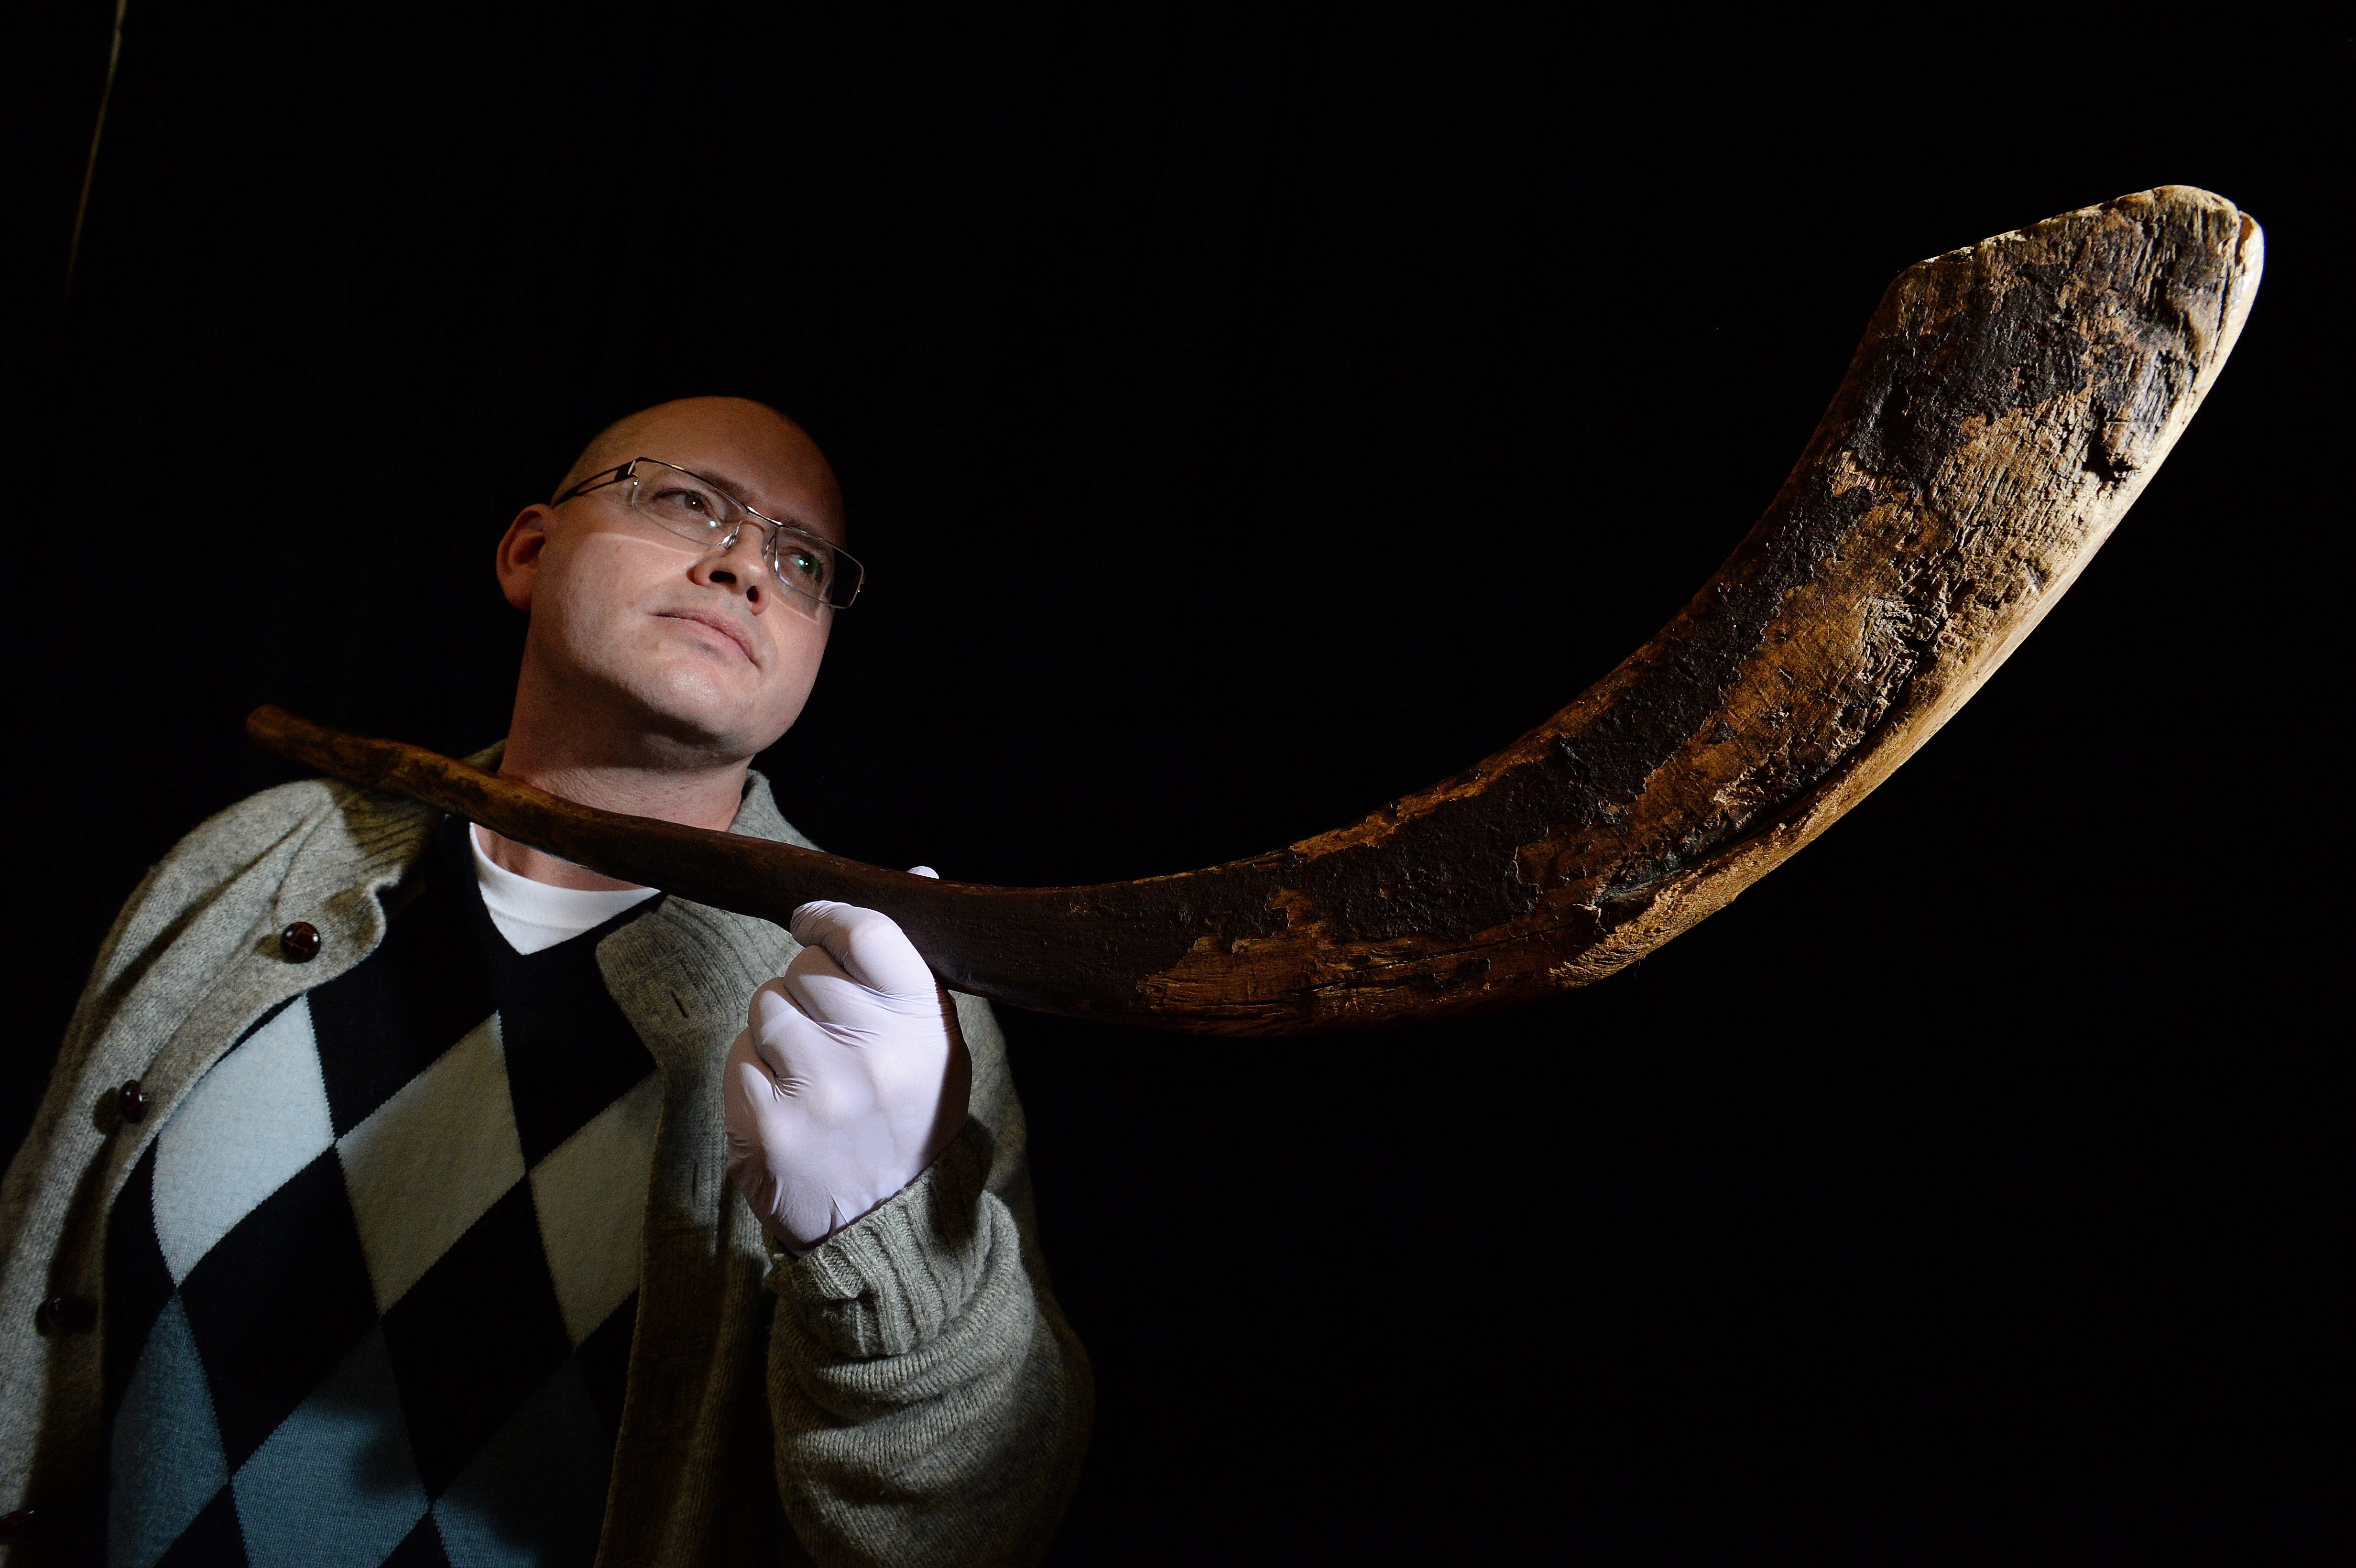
[
  {"left": 652, "top": 459, "right": 745, "bottom": 498},
  {"left": 680, "top": 463, "right": 817, "bottom": 530},
  {"left": 669, "top": 463, "right": 757, "bottom": 508}
]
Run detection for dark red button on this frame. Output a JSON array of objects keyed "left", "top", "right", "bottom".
[
  {"left": 34, "top": 1293, "right": 96, "bottom": 1335},
  {"left": 281, "top": 921, "right": 322, "bottom": 961},
  {"left": 117, "top": 1079, "right": 149, "bottom": 1124},
  {"left": 0, "top": 1507, "right": 44, "bottom": 1541}
]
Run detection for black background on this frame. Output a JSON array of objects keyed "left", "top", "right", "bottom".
[{"left": 5, "top": 9, "right": 2348, "bottom": 1562}]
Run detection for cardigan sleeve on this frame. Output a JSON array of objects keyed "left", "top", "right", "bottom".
[{"left": 760, "top": 994, "right": 1093, "bottom": 1567}]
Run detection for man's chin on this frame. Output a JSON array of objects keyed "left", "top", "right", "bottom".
[
  {"left": 533, "top": 644, "right": 803, "bottom": 768},
  {"left": 626, "top": 706, "right": 774, "bottom": 767},
  {"left": 620, "top": 681, "right": 798, "bottom": 768}
]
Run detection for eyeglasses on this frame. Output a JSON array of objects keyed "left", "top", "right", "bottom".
[{"left": 553, "top": 457, "right": 865, "bottom": 610}]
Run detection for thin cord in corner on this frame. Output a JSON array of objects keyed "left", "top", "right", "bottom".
[{"left": 64, "top": 0, "right": 130, "bottom": 302}]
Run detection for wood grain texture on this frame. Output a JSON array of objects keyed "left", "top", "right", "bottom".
[{"left": 251, "top": 185, "right": 2262, "bottom": 1035}]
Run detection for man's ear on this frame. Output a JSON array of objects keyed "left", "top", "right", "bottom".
[{"left": 495, "top": 505, "right": 555, "bottom": 611}]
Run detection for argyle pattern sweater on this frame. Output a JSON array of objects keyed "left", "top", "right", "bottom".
[
  {"left": 2, "top": 769, "right": 1092, "bottom": 1567},
  {"left": 100, "top": 823, "right": 660, "bottom": 1566}
]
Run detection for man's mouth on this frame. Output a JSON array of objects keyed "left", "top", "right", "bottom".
[{"left": 657, "top": 610, "right": 759, "bottom": 666}]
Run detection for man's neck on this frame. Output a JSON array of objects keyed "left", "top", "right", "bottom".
[{"left": 487, "top": 725, "right": 753, "bottom": 893}]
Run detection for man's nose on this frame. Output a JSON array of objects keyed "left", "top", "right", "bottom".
[{"left": 690, "top": 528, "right": 771, "bottom": 611}]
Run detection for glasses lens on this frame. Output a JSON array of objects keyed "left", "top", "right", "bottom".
[
  {"left": 764, "top": 527, "right": 864, "bottom": 609},
  {"left": 765, "top": 532, "right": 834, "bottom": 606},
  {"left": 630, "top": 466, "right": 735, "bottom": 548}
]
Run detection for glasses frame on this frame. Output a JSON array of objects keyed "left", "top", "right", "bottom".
[{"left": 552, "top": 457, "right": 864, "bottom": 610}]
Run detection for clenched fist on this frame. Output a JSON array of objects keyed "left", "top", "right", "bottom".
[{"left": 723, "top": 876, "right": 973, "bottom": 1252}]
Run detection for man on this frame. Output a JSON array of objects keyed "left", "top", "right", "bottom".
[{"left": 0, "top": 398, "right": 1092, "bottom": 1565}]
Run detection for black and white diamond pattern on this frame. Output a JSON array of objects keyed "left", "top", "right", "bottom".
[{"left": 103, "top": 824, "right": 661, "bottom": 1568}]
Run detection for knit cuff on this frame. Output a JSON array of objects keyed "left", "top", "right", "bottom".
[{"left": 767, "top": 1121, "right": 995, "bottom": 1360}]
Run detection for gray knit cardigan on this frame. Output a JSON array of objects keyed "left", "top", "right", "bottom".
[{"left": 0, "top": 765, "right": 1092, "bottom": 1565}]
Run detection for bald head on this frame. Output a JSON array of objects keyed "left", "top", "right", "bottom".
[
  {"left": 491, "top": 394, "right": 847, "bottom": 800},
  {"left": 557, "top": 396, "right": 846, "bottom": 544}
]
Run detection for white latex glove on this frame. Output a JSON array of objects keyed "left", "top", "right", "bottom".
[{"left": 723, "top": 871, "right": 974, "bottom": 1252}]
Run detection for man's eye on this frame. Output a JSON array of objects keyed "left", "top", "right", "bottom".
[
  {"left": 660, "top": 489, "right": 714, "bottom": 515},
  {"left": 786, "top": 550, "right": 824, "bottom": 580}
]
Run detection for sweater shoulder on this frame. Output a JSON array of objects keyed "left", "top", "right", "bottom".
[
  {"left": 52, "top": 779, "right": 430, "bottom": 1104},
  {"left": 143, "top": 778, "right": 436, "bottom": 915},
  {"left": 168, "top": 778, "right": 344, "bottom": 866}
]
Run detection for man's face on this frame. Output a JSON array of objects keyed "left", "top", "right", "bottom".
[{"left": 497, "top": 399, "right": 846, "bottom": 765}]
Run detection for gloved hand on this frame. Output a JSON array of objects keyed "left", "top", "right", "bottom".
[{"left": 723, "top": 871, "right": 974, "bottom": 1252}]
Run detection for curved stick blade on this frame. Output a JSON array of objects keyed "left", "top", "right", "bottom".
[{"left": 251, "top": 185, "right": 2262, "bottom": 1035}]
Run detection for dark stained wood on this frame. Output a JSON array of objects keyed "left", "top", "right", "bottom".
[{"left": 250, "top": 186, "right": 2262, "bottom": 1035}]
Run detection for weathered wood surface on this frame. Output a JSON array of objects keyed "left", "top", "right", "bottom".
[{"left": 251, "top": 185, "right": 2262, "bottom": 1035}]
